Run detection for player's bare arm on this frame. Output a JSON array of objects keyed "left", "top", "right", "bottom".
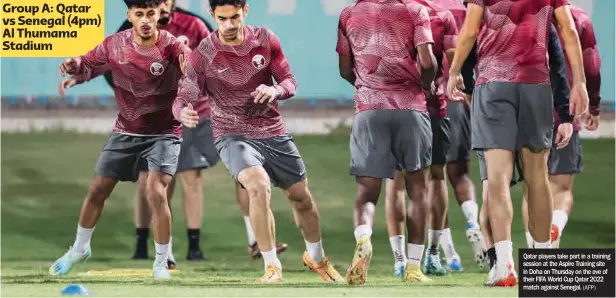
[
  {"left": 417, "top": 43, "right": 438, "bottom": 96},
  {"left": 447, "top": 3, "right": 482, "bottom": 99},
  {"left": 554, "top": 5, "right": 589, "bottom": 117},
  {"left": 578, "top": 19, "right": 602, "bottom": 130}
]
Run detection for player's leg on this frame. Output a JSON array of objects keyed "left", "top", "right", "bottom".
[
  {"left": 141, "top": 135, "right": 182, "bottom": 279},
  {"left": 445, "top": 101, "right": 485, "bottom": 269},
  {"left": 517, "top": 84, "right": 555, "bottom": 248},
  {"left": 346, "top": 110, "right": 396, "bottom": 285},
  {"left": 215, "top": 136, "right": 281, "bottom": 282},
  {"left": 133, "top": 171, "right": 151, "bottom": 260},
  {"left": 393, "top": 110, "right": 432, "bottom": 283},
  {"left": 50, "top": 133, "right": 140, "bottom": 276},
  {"left": 256, "top": 134, "right": 342, "bottom": 282},
  {"left": 472, "top": 82, "right": 518, "bottom": 286},
  {"left": 385, "top": 172, "right": 407, "bottom": 277},
  {"left": 423, "top": 117, "right": 451, "bottom": 276},
  {"left": 164, "top": 176, "right": 177, "bottom": 269}
]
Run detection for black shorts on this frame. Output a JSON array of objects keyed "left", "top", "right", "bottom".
[
  {"left": 431, "top": 117, "right": 451, "bottom": 166},
  {"left": 95, "top": 132, "right": 181, "bottom": 182}
]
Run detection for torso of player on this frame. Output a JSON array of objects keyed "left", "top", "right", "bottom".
[
  {"left": 200, "top": 26, "right": 285, "bottom": 139},
  {"left": 471, "top": 0, "right": 563, "bottom": 86},
  {"left": 340, "top": 0, "right": 429, "bottom": 113},
  {"left": 106, "top": 30, "right": 184, "bottom": 135},
  {"left": 159, "top": 11, "right": 212, "bottom": 119}
]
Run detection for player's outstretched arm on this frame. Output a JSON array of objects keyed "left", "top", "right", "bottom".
[
  {"left": 172, "top": 44, "right": 204, "bottom": 127},
  {"left": 547, "top": 24, "right": 573, "bottom": 124},
  {"left": 268, "top": 31, "right": 297, "bottom": 100},
  {"left": 554, "top": 3, "right": 589, "bottom": 117},
  {"left": 447, "top": 1, "right": 482, "bottom": 99},
  {"left": 335, "top": 9, "right": 356, "bottom": 86},
  {"left": 413, "top": 5, "right": 437, "bottom": 94}
]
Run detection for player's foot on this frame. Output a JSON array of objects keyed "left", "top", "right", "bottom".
[
  {"left": 403, "top": 263, "right": 433, "bottom": 283},
  {"left": 466, "top": 222, "right": 488, "bottom": 268},
  {"left": 187, "top": 248, "right": 206, "bottom": 261},
  {"left": 153, "top": 261, "right": 171, "bottom": 279},
  {"left": 49, "top": 246, "right": 91, "bottom": 276},
  {"left": 423, "top": 254, "right": 447, "bottom": 276},
  {"left": 394, "top": 262, "right": 406, "bottom": 277},
  {"left": 249, "top": 242, "right": 289, "bottom": 259},
  {"left": 302, "top": 251, "right": 344, "bottom": 282},
  {"left": 346, "top": 235, "right": 372, "bottom": 286},
  {"left": 551, "top": 224, "right": 560, "bottom": 248},
  {"left": 486, "top": 262, "right": 517, "bottom": 287},
  {"left": 257, "top": 265, "right": 283, "bottom": 283},
  {"left": 446, "top": 254, "right": 463, "bottom": 272}
]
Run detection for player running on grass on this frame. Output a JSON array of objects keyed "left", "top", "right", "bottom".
[
  {"left": 521, "top": 4, "right": 602, "bottom": 249},
  {"left": 384, "top": 0, "right": 465, "bottom": 278},
  {"left": 337, "top": 0, "right": 445, "bottom": 285},
  {"left": 174, "top": 0, "right": 343, "bottom": 283},
  {"left": 448, "top": 0, "right": 588, "bottom": 286},
  {"left": 50, "top": 0, "right": 190, "bottom": 280},
  {"left": 104, "top": 0, "right": 288, "bottom": 267}
]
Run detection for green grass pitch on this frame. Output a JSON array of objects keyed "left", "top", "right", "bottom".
[{"left": 1, "top": 132, "right": 614, "bottom": 296}]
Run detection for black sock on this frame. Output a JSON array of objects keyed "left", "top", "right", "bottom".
[
  {"left": 136, "top": 228, "right": 149, "bottom": 251},
  {"left": 487, "top": 247, "right": 497, "bottom": 269},
  {"left": 187, "top": 229, "right": 200, "bottom": 250}
]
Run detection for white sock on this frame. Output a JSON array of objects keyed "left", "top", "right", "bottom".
[
  {"left": 354, "top": 224, "right": 372, "bottom": 241},
  {"left": 305, "top": 240, "right": 325, "bottom": 263},
  {"left": 389, "top": 235, "right": 406, "bottom": 265},
  {"left": 261, "top": 248, "right": 282, "bottom": 269},
  {"left": 534, "top": 241, "right": 552, "bottom": 249},
  {"left": 427, "top": 230, "right": 441, "bottom": 255},
  {"left": 362, "top": 202, "right": 376, "bottom": 227},
  {"left": 407, "top": 244, "right": 425, "bottom": 267},
  {"left": 167, "top": 236, "right": 175, "bottom": 262},
  {"left": 494, "top": 240, "right": 513, "bottom": 264},
  {"left": 155, "top": 242, "right": 169, "bottom": 264},
  {"left": 439, "top": 228, "right": 457, "bottom": 261},
  {"left": 72, "top": 225, "right": 94, "bottom": 254},
  {"left": 525, "top": 232, "right": 534, "bottom": 248},
  {"left": 552, "top": 210, "right": 568, "bottom": 234},
  {"left": 461, "top": 200, "right": 479, "bottom": 226},
  {"left": 244, "top": 216, "right": 256, "bottom": 246}
]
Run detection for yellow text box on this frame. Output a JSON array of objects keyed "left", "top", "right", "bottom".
[{"left": 0, "top": 0, "right": 105, "bottom": 57}]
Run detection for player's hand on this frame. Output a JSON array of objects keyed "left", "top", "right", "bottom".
[
  {"left": 447, "top": 73, "right": 466, "bottom": 101},
  {"left": 582, "top": 113, "right": 600, "bottom": 131},
  {"left": 179, "top": 53, "right": 187, "bottom": 75},
  {"left": 569, "top": 83, "right": 589, "bottom": 119},
  {"left": 180, "top": 106, "right": 199, "bottom": 128},
  {"left": 59, "top": 58, "right": 79, "bottom": 77},
  {"left": 58, "top": 78, "right": 77, "bottom": 96},
  {"left": 554, "top": 122, "right": 573, "bottom": 149},
  {"left": 251, "top": 84, "right": 278, "bottom": 104}
]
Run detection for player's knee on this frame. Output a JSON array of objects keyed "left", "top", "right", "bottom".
[
  {"left": 87, "top": 181, "right": 114, "bottom": 204},
  {"left": 244, "top": 177, "right": 271, "bottom": 202},
  {"left": 429, "top": 165, "right": 445, "bottom": 180},
  {"left": 288, "top": 187, "right": 314, "bottom": 212}
]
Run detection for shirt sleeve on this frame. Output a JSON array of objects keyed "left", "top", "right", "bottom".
[
  {"left": 172, "top": 42, "right": 205, "bottom": 121},
  {"left": 547, "top": 24, "right": 573, "bottom": 123},
  {"left": 72, "top": 36, "right": 112, "bottom": 82},
  {"left": 443, "top": 11, "right": 459, "bottom": 52},
  {"left": 412, "top": 5, "right": 434, "bottom": 47},
  {"left": 336, "top": 8, "right": 352, "bottom": 57},
  {"left": 268, "top": 30, "right": 297, "bottom": 100},
  {"left": 578, "top": 19, "right": 602, "bottom": 116}
]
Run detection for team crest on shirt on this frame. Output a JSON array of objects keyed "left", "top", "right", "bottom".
[
  {"left": 251, "top": 54, "right": 265, "bottom": 70},
  {"left": 150, "top": 62, "right": 165, "bottom": 76},
  {"left": 177, "top": 35, "right": 189, "bottom": 46}
]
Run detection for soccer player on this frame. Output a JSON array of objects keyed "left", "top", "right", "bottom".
[
  {"left": 337, "top": 0, "right": 439, "bottom": 285},
  {"left": 477, "top": 24, "right": 575, "bottom": 285},
  {"left": 104, "top": 0, "right": 288, "bottom": 265},
  {"left": 383, "top": 0, "right": 462, "bottom": 278},
  {"left": 174, "top": 0, "right": 343, "bottom": 283},
  {"left": 448, "top": 0, "right": 589, "bottom": 285},
  {"left": 521, "top": 4, "right": 602, "bottom": 249},
  {"left": 50, "top": 0, "right": 190, "bottom": 279}
]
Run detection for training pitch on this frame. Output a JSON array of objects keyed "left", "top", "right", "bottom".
[{"left": 1, "top": 132, "right": 614, "bottom": 297}]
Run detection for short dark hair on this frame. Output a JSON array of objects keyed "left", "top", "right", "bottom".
[
  {"left": 124, "top": 0, "right": 165, "bottom": 9},
  {"left": 209, "top": 0, "right": 246, "bottom": 11}
]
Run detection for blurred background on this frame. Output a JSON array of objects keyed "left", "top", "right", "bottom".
[{"left": 1, "top": 0, "right": 614, "bottom": 295}]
